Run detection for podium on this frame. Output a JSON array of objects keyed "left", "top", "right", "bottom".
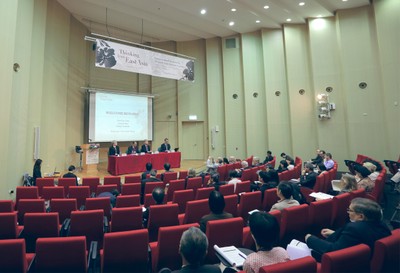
[{"left": 81, "top": 144, "right": 99, "bottom": 172}]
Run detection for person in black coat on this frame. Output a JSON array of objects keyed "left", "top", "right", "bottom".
[
  {"left": 305, "top": 197, "right": 391, "bottom": 262},
  {"left": 141, "top": 140, "right": 151, "bottom": 153},
  {"left": 299, "top": 163, "right": 318, "bottom": 189},
  {"left": 32, "top": 159, "right": 42, "bottom": 185},
  {"left": 160, "top": 138, "right": 171, "bottom": 152},
  {"left": 126, "top": 141, "right": 139, "bottom": 154},
  {"left": 62, "top": 165, "right": 78, "bottom": 185},
  {"left": 108, "top": 140, "right": 120, "bottom": 156}
]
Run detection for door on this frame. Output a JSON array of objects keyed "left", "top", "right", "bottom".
[{"left": 182, "top": 122, "right": 204, "bottom": 160}]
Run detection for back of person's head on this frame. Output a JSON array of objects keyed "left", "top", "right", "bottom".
[
  {"left": 111, "top": 189, "right": 120, "bottom": 197},
  {"left": 249, "top": 212, "right": 279, "bottom": 251},
  {"left": 278, "top": 182, "right": 293, "bottom": 199},
  {"left": 326, "top": 153, "right": 332, "bottom": 159},
  {"left": 145, "top": 162, "right": 152, "bottom": 171},
  {"left": 320, "top": 150, "right": 326, "bottom": 155},
  {"left": 280, "top": 160, "right": 288, "bottom": 168},
  {"left": 223, "top": 157, "right": 229, "bottom": 164},
  {"left": 268, "top": 169, "right": 279, "bottom": 183},
  {"left": 267, "top": 150, "right": 272, "bottom": 156},
  {"left": 211, "top": 173, "right": 220, "bottom": 183},
  {"left": 280, "top": 152, "right": 286, "bottom": 158},
  {"left": 305, "top": 162, "right": 314, "bottom": 171},
  {"left": 241, "top": 161, "right": 248, "bottom": 168},
  {"left": 340, "top": 173, "right": 357, "bottom": 191},
  {"left": 363, "top": 162, "right": 377, "bottom": 173},
  {"left": 188, "top": 168, "right": 196, "bottom": 177},
  {"left": 208, "top": 190, "right": 225, "bottom": 214},
  {"left": 351, "top": 198, "right": 383, "bottom": 222},
  {"left": 229, "top": 170, "right": 239, "bottom": 179},
  {"left": 164, "top": 163, "right": 171, "bottom": 171},
  {"left": 68, "top": 165, "right": 76, "bottom": 172},
  {"left": 317, "top": 163, "right": 327, "bottom": 172},
  {"left": 149, "top": 169, "right": 157, "bottom": 177},
  {"left": 179, "top": 227, "right": 208, "bottom": 266},
  {"left": 34, "top": 159, "right": 42, "bottom": 168},
  {"left": 258, "top": 171, "right": 268, "bottom": 183},
  {"left": 152, "top": 187, "right": 165, "bottom": 204}
]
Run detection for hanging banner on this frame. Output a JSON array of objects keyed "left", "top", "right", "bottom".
[{"left": 95, "top": 39, "right": 194, "bottom": 82}]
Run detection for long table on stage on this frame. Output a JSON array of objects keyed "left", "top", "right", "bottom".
[{"left": 107, "top": 152, "right": 181, "bottom": 176}]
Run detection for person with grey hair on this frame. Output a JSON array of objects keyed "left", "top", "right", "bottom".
[
  {"left": 305, "top": 197, "right": 391, "bottom": 261},
  {"left": 108, "top": 140, "right": 120, "bottom": 156},
  {"left": 160, "top": 227, "right": 221, "bottom": 273}
]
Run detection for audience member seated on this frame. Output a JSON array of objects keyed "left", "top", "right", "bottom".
[
  {"left": 270, "top": 182, "right": 300, "bottom": 212},
  {"left": 277, "top": 160, "right": 288, "bottom": 173},
  {"left": 305, "top": 197, "right": 391, "bottom": 262},
  {"left": 236, "top": 161, "right": 250, "bottom": 177},
  {"left": 159, "top": 227, "right": 221, "bottom": 273},
  {"left": 62, "top": 165, "right": 79, "bottom": 185},
  {"left": 206, "top": 156, "right": 219, "bottom": 174},
  {"left": 317, "top": 163, "right": 327, "bottom": 175},
  {"left": 324, "top": 153, "right": 334, "bottom": 170},
  {"left": 161, "top": 163, "right": 174, "bottom": 181},
  {"left": 141, "top": 169, "right": 161, "bottom": 203},
  {"left": 298, "top": 163, "right": 317, "bottom": 189},
  {"left": 354, "top": 165, "right": 374, "bottom": 193},
  {"left": 310, "top": 149, "right": 324, "bottom": 165},
  {"left": 256, "top": 170, "right": 279, "bottom": 198},
  {"left": 242, "top": 212, "right": 290, "bottom": 273},
  {"left": 199, "top": 191, "right": 233, "bottom": 232},
  {"left": 252, "top": 157, "right": 262, "bottom": 167},
  {"left": 228, "top": 156, "right": 236, "bottom": 164},
  {"left": 207, "top": 173, "right": 225, "bottom": 191},
  {"left": 223, "top": 157, "right": 230, "bottom": 165},
  {"left": 227, "top": 170, "right": 242, "bottom": 192},
  {"left": 97, "top": 189, "right": 120, "bottom": 208},
  {"left": 363, "top": 162, "right": 379, "bottom": 181},
  {"left": 286, "top": 158, "right": 295, "bottom": 171},
  {"left": 141, "top": 162, "right": 153, "bottom": 180},
  {"left": 263, "top": 150, "right": 274, "bottom": 164},
  {"left": 143, "top": 187, "right": 165, "bottom": 228},
  {"left": 330, "top": 173, "right": 358, "bottom": 196}
]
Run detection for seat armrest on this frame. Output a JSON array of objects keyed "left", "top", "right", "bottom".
[
  {"left": 88, "top": 241, "right": 99, "bottom": 273},
  {"left": 60, "top": 218, "right": 71, "bottom": 237},
  {"left": 103, "top": 216, "right": 109, "bottom": 233},
  {"left": 79, "top": 205, "right": 85, "bottom": 211},
  {"left": 27, "top": 254, "right": 36, "bottom": 272}
]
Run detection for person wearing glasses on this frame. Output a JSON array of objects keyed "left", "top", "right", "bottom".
[{"left": 304, "top": 197, "right": 391, "bottom": 261}]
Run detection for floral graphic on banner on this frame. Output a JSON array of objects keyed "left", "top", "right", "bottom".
[{"left": 95, "top": 40, "right": 117, "bottom": 68}]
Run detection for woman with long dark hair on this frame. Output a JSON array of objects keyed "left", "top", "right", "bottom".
[{"left": 32, "top": 159, "right": 42, "bottom": 185}]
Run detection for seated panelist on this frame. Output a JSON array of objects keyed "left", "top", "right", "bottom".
[
  {"left": 160, "top": 137, "right": 171, "bottom": 152},
  {"left": 140, "top": 140, "right": 151, "bottom": 153},
  {"left": 108, "top": 140, "right": 120, "bottom": 156},
  {"left": 126, "top": 141, "right": 139, "bottom": 154}
]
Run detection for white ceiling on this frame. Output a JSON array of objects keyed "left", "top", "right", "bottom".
[{"left": 57, "top": 0, "right": 371, "bottom": 43}]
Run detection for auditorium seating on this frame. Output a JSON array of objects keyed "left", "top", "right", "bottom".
[
  {"left": 15, "top": 186, "right": 39, "bottom": 209},
  {"left": 103, "top": 176, "right": 122, "bottom": 192},
  {"left": 96, "top": 184, "right": 118, "bottom": 196},
  {"left": 115, "top": 194, "right": 140, "bottom": 208},
  {"left": 259, "top": 256, "right": 317, "bottom": 273},
  {"left": 144, "top": 182, "right": 164, "bottom": 194},
  {"left": 41, "top": 186, "right": 65, "bottom": 201},
  {"left": 124, "top": 174, "right": 141, "bottom": 184},
  {"left": 370, "top": 228, "right": 400, "bottom": 273},
  {"left": 171, "top": 189, "right": 194, "bottom": 214},
  {"left": 85, "top": 197, "right": 112, "bottom": 220},
  {"left": 35, "top": 178, "right": 55, "bottom": 197},
  {"left": 0, "top": 212, "right": 23, "bottom": 239},
  {"left": 308, "top": 198, "right": 333, "bottom": 235},
  {"left": 180, "top": 199, "right": 210, "bottom": 225},
  {"left": 262, "top": 188, "right": 279, "bottom": 212},
  {"left": 224, "top": 194, "right": 239, "bottom": 217},
  {"left": 178, "top": 170, "right": 188, "bottom": 180},
  {"left": 57, "top": 177, "right": 76, "bottom": 196},
  {"left": 162, "top": 171, "right": 178, "bottom": 186},
  {"left": 234, "top": 180, "right": 251, "bottom": 194},
  {"left": 17, "top": 199, "right": 46, "bottom": 225},
  {"left": 82, "top": 177, "right": 100, "bottom": 195},
  {"left": 195, "top": 187, "right": 214, "bottom": 200},
  {"left": 0, "top": 200, "right": 14, "bottom": 212},
  {"left": 110, "top": 207, "right": 143, "bottom": 232},
  {"left": 49, "top": 198, "right": 77, "bottom": 223},
  {"left": 218, "top": 184, "right": 235, "bottom": 196},
  {"left": 121, "top": 183, "right": 141, "bottom": 195},
  {"left": 186, "top": 177, "right": 202, "bottom": 193},
  {"left": 68, "top": 186, "right": 90, "bottom": 208},
  {"left": 280, "top": 204, "right": 309, "bottom": 245},
  {"left": 0, "top": 238, "right": 34, "bottom": 273},
  {"left": 237, "top": 191, "right": 262, "bottom": 225},
  {"left": 69, "top": 209, "right": 105, "bottom": 249},
  {"left": 331, "top": 192, "right": 352, "bottom": 229},
  {"left": 166, "top": 179, "right": 185, "bottom": 201},
  {"left": 147, "top": 203, "right": 179, "bottom": 242}
]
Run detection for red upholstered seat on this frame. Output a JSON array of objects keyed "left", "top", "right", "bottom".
[
  {"left": 41, "top": 186, "right": 65, "bottom": 200},
  {"left": 68, "top": 186, "right": 90, "bottom": 208},
  {"left": 224, "top": 194, "right": 239, "bottom": 217},
  {"left": 0, "top": 212, "right": 23, "bottom": 239},
  {"left": 17, "top": 199, "right": 45, "bottom": 225},
  {"left": 171, "top": 189, "right": 194, "bottom": 214},
  {"left": 162, "top": 171, "right": 178, "bottom": 186},
  {"left": 15, "top": 186, "right": 39, "bottom": 210},
  {"left": 0, "top": 200, "right": 14, "bottom": 212},
  {"left": 50, "top": 198, "right": 77, "bottom": 223},
  {"left": 260, "top": 256, "right": 317, "bottom": 273},
  {"left": 178, "top": 170, "right": 188, "bottom": 180},
  {"left": 308, "top": 199, "right": 333, "bottom": 234},
  {"left": 103, "top": 176, "right": 122, "bottom": 192},
  {"left": 195, "top": 187, "right": 214, "bottom": 200},
  {"left": 144, "top": 182, "right": 164, "bottom": 194},
  {"left": 0, "top": 238, "right": 34, "bottom": 273},
  {"left": 370, "top": 229, "right": 400, "bottom": 273},
  {"left": 180, "top": 199, "right": 210, "bottom": 225},
  {"left": 82, "top": 177, "right": 100, "bottom": 195},
  {"left": 85, "top": 197, "right": 112, "bottom": 219},
  {"left": 235, "top": 180, "right": 251, "bottom": 194},
  {"left": 124, "top": 174, "right": 142, "bottom": 184},
  {"left": 110, "top": 207, "right": 143, "bottom": 232},
  {"left": 96, "top": 184, "right": 118, "bottom": 196},
  {"left": 147, "top": 203, "right": 179, "bottom": 242},
  {"left": 166, "top": 179, "right": 185, "bottom": 201},
  {"left": 262, "top": 188, "right": 279, "bottom": 211},
  {"left": 115, "top": 194, "right": 140, "bottom": 208},
  {"left": 280, "top": 204, "right": 309, "bottom": 245},
  {"left": 69, "top": 209, "right": 104, "bottom": 249},
  {"left": 219, "top": 184, "right": 235, "bottom": 196},
  {"left": 237, "top": 191, "right": 262, "bottom": 225},
  {"left": 36, "top": 178, "right": 55, "bottom": 197},
  {"left": 58, "top": 178, "right": 76, "bottom": 197},
  {"left": 186, "top": 177, "right": 203, "bottom": 193},
  {"left": 121, "top": 183, "right": 141, "bottom": 195},
  {"left": 331, "top": 193, "right": 351, "bottom": 229}
]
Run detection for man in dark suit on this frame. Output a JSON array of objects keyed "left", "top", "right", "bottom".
[
  {"left": 167, "top": 227, "right": 221, "bottom": 273},
  {"left": 263, "top": 150, "right": 274, "bottom": 164},
  {"left": 126, "top": 141, "right": 139, "bottom": 154},
  {"left": 299, "top": 163, "right": 318, "bottom": 189},
  {"left": 160, "top": 138, "right": 171, "bottom": 152},
  {"left": 62, "top": 165, "right": 79, "bottom": 185},
  {"left": 141, "top": 169, "right": 160, "bottom": 204},
  {"left": 108, "top": 140, "right": 120, "bottom": 156},
  {"left": 140, "top": 140, "right": 151, "bottom": 153},
  {"left": 305, "top": 198, "right": 391, "bottom": 262}
]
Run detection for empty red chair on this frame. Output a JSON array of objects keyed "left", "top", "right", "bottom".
[
  {"left": 367, "top": 172, "right": 386, "bottom": 203},
  {"left": 322, "top": 171, "right": 331, "bottom": 193},
  {"left": 235, "top": 180, "right": 251, "bottom": 194},
  {"left": 280, "top": 204, "right": 309, "bottom": 245},
  {"left": 320, "top": 244, "right": 371, "bottom": 273},
  {"left": 101, "top": 229, "right": 149, "bottom": 273},
  {"left": 121, "top": 183, "right": 141, "bottom": 195},
  {"left": 350, "top": 188, "right": 366, "bottom": 199},
  {"left": 41, "top": 186, "right": 65, "bottom": 200},
  {"left": 36, "top": 178, "right": 55, "bottom": 196},
  {"left": 50, "top": 198, "right": 77, "bottom": 223},
  {"left": 147, "top": 203, "right": 179, "bottom": 242},
  {"left": 82, "top": 177, "right": 100, "bottom": 195},
  {"left": 144, "top": 181, "right": 164, "bottom": 194},
  {"left": 116, "top": 194, "right": 140, "bottom": 208},
  {"left": 69, "top": 209, "right": 105, "bottom": 248},
  {"left": 22, "top": 212, "right": 60, "bottom": 253},
  {"left": 241, "top": 169, "right": 254, "bottom": 183},
  {"left": 150, "top": 223, "right": 199, "bottom": 272},
  {"left": 85, "top": 197, "right": 112, "bottom": 219},
  {"left": 259, "top": 256, "right": 316, "bottom": 273},
  {"left": 180, "top": 199, "right": 210, "bottom": 225},
  {"left": 34, "top": 236, "right": 87, "bottom": 272},
  {"left": 262, "top": 188, "right": 279, "bottom": 211},
  {"left": 224, "top": 194, "right": 239, "bottom": 217},
  {"left": 0, "top": 200, "right": 14, "bottom": 212},
  {"left": 205, "top": 217, "right": 244, "bottom": 264},
  {"left": 0, "top": 212, "right": 23, "bottom": 239},
  {"left": 15, "top": 186, "right": 39, "bottom": 209},
  {"left": 110, "top": 207, "right": 143, "bottom": 232},
  {"left": 186, "top": 177, "right": 202, "bottom": 192},
  {"left": 219, "top": 184, "right": 235, "bottom": 196},
  {"left": 103, "top": 176, "right": 122, "bottom": 192},
  {"left": 0, "top": 239, "right": 34, "bottom": 273},
  {"left": 162, "top": 172, "right": 178, "bottom": 186},
  {"left": 217, "top": 165, "right": 228, "bottom": 181},
  {"left": 195, "top": 187, "right": 214, "bottom": 200},
  {"left": 96, "top": 184, "right": 118, "bottom": 196},
  {"left": 308, "top": 199, "right": 333, "bottom": 234},
  {"left": 370, "top": 229, "right": 400, "bottom": 273},
  {"left": 124, "top": 174, "right": 141, "bottom": 184},
  {"left": 178, "top": 170, "right": 188, "bottom": 180},
  {"left": 166, "top": 179, "right": 185, "bottom": 201},
  {"left": 17, "top": 199, "right": 45, "bottom": 225},
  {"left": 237, "top": 191, "right": 262, "bottom": 225},
  {"left": 68, "top": 186, "right": 90, "bottom": 208},
  {"left": 171, "top": 189, "right": 194, "bottom": 213},
  {"left": 331, "top": 192, "right": 352, "bottom": 228},
  {"left": 57, "top": 177, "right": 76, "bottom": 197}
]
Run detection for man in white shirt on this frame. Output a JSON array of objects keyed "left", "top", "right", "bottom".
[{"left": 324, "top": 153, "right": 334, "bottom": 170}]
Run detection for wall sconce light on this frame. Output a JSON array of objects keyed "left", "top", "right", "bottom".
[{"left": 317, "top": 93, "right": 335, "bottom": 119}]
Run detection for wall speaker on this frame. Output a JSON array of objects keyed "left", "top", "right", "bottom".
[{"left": 34, "top": 127, "right": 40, "bottom": 160}]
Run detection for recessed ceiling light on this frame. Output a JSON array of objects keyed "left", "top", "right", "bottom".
[
  {"left": 256, "top": 20, "right": 261, "bottom": 23},
  {"left": 342, "top": 0, "right": 348, "bottom": 2},
  {"left": 200, "top": 9, "right": 206, "bottom": 15},
  {"left": 231, "top": 8, "right": 236, "bottom": 12},
  {"left": 299, "top": 2, "right": 305, "bottom": 6},
  {"left": 229, "top": 21, "right": 235, "bottom": 26},
  {"left": 317, "top": 15, "right": 322, "bottom": 18},
  {"left": 264, "top": 5, "right": 269, "bottom": 9},
  {"left": 286, "top": 18, "right": 292, "bottom": 22}
]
